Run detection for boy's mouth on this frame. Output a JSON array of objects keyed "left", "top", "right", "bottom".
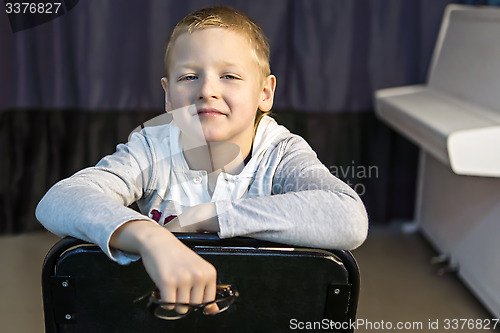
[{"left": 197, "top": 108, "right": 227, "bottom": 117}]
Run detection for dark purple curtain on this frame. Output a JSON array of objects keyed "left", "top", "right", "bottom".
[
  {"left": 0, "top": 0, "right": 460, "bottom": 233},
  {"left": 1, "top": 0, "right": 456, "bottom": 112}
]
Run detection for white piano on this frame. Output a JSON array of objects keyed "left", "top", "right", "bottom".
[{"left": 375, "top": 4, "right": 500, "bottom": 318}]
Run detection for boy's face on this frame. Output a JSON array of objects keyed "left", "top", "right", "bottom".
[{"left": 161, "top": 28, "right": 275, "bottom": 150}]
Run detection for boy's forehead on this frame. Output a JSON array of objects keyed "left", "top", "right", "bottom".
[
  {"left": 174, "top": 27, "right": 250, "bottom": 48},
  {"left": 169, "top": 28, "right": 259, "bottom": 67}
]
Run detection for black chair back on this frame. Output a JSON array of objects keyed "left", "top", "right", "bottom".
[{"left": 42, "top": 234, "right": 360, "bottom": 333}]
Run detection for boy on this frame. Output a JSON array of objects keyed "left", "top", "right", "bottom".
[{"left": 37, "top": 6, "right": 368, "bottom": 315}]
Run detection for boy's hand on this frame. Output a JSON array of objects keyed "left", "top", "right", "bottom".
[
  {"left": 138, "top": 227, "right": 218, "bottom": 314},
  {"left": 165, "top": 202, "right": 220, "bottom": 233},
  {"left": 110, "top": 221, "right": 219, "bottom": 315}
]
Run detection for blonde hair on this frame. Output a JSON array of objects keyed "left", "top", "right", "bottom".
[{"left": 164, "top": 6, "right": 272, "bottom": 128}]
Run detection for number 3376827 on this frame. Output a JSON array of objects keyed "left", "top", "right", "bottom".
[{"left": 5, "top": 2, "right": 62, "bottom": 14}]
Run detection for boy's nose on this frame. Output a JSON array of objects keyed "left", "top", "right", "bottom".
[{"left": 198, "top": 76, "right": 220, "bottom": 100}]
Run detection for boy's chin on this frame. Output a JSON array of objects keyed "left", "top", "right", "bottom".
[
  {"left": 202, "top": 133, "right": 228, "bottom": 143},
  {"left": 200, "top": 126, "right": 227, "bottom": 142}
]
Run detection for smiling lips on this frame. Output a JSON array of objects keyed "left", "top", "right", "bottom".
[{"left": 197, "top": 108, "right": 226, "bottom": 117}]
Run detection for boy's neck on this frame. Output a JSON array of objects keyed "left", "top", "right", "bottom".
[{"left": 181, "top": 133, "right": 249, "bottom": 175}]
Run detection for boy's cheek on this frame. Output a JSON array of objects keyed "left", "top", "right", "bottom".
[{"left": 168, "top": 95, "right": 191, "bottom": 110}]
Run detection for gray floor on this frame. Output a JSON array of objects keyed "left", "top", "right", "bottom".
[
  {"left": 0, "top": 226, "right": 497, "bottom": 332},
  {"left": 352, "top": 226, "right": 498, "bottom": 333}
]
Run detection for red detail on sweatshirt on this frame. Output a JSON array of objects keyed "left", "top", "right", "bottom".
[
  {"left": 164, "top": 215, "right": 177, "bottom": 224},
  {"left": 151, "top": 209, "right": 162, "bottom": 223}
]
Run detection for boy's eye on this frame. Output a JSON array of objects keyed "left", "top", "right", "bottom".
[
  {"left": 180, "top": 75, "right": 198, "bottom": 81},
  {"left": 221, "top": 74, "right": 239, "bottom": 80}
]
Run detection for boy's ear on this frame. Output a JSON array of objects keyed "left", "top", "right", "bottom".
[
  {"left": 258, "top": 75, "right": 276, "bottom": 112},
  {"left": 161, "top": 77, "right": 171, "bottom": 112}
]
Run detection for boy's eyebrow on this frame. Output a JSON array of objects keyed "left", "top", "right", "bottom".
[{"left": 175, "top": 60, "right": 245, "bottom": 70}]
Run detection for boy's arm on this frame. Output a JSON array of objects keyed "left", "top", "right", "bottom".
[
  {"left": 36, "top": 132, "right": 157, "bottom": 263},
  {"left": 215, "top": 138, "right": 369, "bottom": 250},
  {"left": 109, "top": 219, "right": 219, "bottom": 314},
  {"left": 164, "top": 202, "right": 220, "bottom": 233},
  {"left": 37, "top": 130, "right": 220, "bottom": 311}
]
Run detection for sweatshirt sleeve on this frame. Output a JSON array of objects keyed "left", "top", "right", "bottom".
[
  {"left": 35, "top": 132, "right": 158, "bottom": 264},
  {"left": 215, "top": 137, "right": 369, "bottom": 250}
]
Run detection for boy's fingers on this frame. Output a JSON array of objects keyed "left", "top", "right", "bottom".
[
  {"left": 175, "top": 285, "right": 191, "bottom": 314},
  {"left": 189, "top": 284, "right": 206, "bottom": 306},
  {"left": 202, "top": 281, "right": 218, "bottom": 314},
  {"left": 203, "top": 281, "right": 216, "bottom": 303},
  {"left": 203, "top": 302, "right": 220, "bottom": 315},
  {"left": 159, "top": 285, "right": 177, "bottom": 311}
]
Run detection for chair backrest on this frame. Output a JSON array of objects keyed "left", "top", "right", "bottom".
[{"left": 42, "top": 234, "right": 360, "bottom": 333}]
